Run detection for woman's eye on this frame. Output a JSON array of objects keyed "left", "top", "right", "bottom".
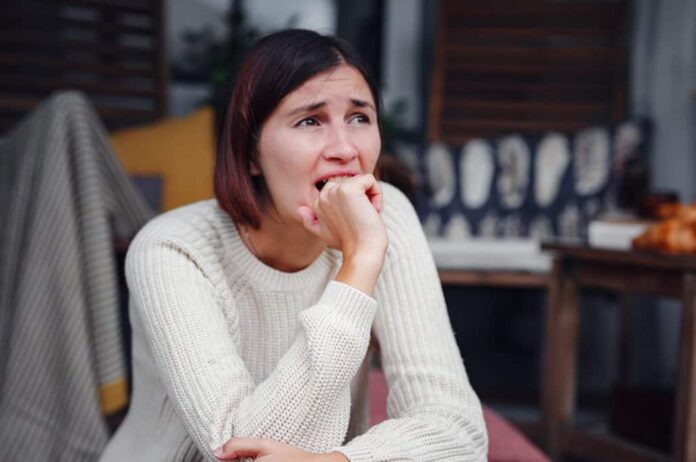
[
  {"left": 349, "top": 113, "right": 370, "bottom": 124},
  {"left": 296, "top": 117, "right": 319, "bottom": 127}
]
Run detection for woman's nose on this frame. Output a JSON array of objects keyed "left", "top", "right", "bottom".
[{"left": 322, "top": 126, "right": 358, "bottom": 162}]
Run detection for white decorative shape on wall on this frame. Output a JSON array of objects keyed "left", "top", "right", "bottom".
[
  {"left": 444, "top": 213, "right": 471, "bottom": 239},
  {"left": 497, "top": 135, "right": 530, "bottom": 209},
  {"left": 584, "top": 198, "right": 601, "bottom": 220},
  {"left": 558, "top": 204, "right": 582, "bottom": 238},
  {"left": 479, "top": 211, "right": 499, "bottom": 238},
  {"left": 500, "top": 214, "right": 523, "bottom": 237},
  {"left": 574, "top": 127, "right": 610, "bottom": 196},
  {"left": 535, "top": 133, "right": 570, "bottom": 207},
  {"left": 529, "top": 216, "right": 554, "bottom": 239},
  {"left": 460, "top": 140, "right": 494, "bottom": 208},
  {"left": 613, "top": 122, "right": 642, "bottom": 173},
  {"left": 425, "top": 143, "right": 456, "bottom": 208},
  {"left": 423, "top": 213, "right": 441, "bottom": 237}
]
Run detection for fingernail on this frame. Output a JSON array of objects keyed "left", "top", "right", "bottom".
[{"left": 214, "top": 447, "right": 224, "bottom": 457}]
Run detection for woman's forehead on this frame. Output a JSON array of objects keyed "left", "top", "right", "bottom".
[{"left": 280, "top": 65, "right": 374, "bottom": 110}]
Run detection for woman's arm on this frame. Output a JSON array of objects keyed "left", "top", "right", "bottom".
[
  {"left": 126, "top": 231, "right": 376, "bottom": 460},
  {"left": 333, "top": 183, "right": 489, "bottom": 462}
]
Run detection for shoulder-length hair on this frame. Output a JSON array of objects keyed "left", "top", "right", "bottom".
[{"left": 214, "top": 29, "right": 381, "bottom": 229}]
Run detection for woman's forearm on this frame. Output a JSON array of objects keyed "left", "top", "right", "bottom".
[{"left": 335, "top": 251, "right": 384, "bottom": 296}]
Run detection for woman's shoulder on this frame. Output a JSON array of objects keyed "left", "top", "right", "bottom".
[
  {"left": 379, "top": 181, "right": 429, "bottom": 259},
  {"left": 380, "top": 181, "right": 412, "bottom": 211},
  {"left": 129, "top": 198, "right": 232, "bottom": 257},
  {"left": 380, "top": 181, "right": 421, "bottom": 229},
  {"left": 125, "top": 199, "right": 234, "bottom": 287}
]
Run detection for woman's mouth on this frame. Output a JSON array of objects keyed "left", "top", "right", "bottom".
[{"left": 314, "top": 174, "right": 355, "bottom": 191}]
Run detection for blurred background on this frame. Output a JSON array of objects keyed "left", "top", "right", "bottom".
[{"left": 1, "top": 0, "right": 695, "bottom": 461}]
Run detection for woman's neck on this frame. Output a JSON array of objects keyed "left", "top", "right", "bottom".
[{"left": 245, "top": 216, "right": 327, "bottom": 273}]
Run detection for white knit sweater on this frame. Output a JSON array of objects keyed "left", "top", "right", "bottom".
[{"left": 100, "top": 182, "right": 487, "bottom": 462}]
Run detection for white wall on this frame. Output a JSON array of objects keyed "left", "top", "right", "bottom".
[
  {"left": 166, "top": 0, "right": 230, "bottom": 65},
  {"left": 166, "top": 0, "right": 337, "bottom": 116},
  {"left": 382, "top": 0, "right": 422, "bottom": 131},
  {"left": 244, "top": 0, "right": 336, "bottom": 34},
  {"left": 167, "top": 0, "right": 336, "bottom": 64},
  {"left": 632, "top": 0, "right": 696, "bottom": 203},
  {"left": 631, "top": 0, "right": 696, "bottom": 387}
]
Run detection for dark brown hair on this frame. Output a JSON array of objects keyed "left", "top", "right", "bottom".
[{"left": 214, "top": 29, "right": 381, "bottom": 229}]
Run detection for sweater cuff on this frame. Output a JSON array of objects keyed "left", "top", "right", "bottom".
[
  {"left": 317, "top": 281, "right": 377, "bottom": 326},
  {"left": 333, "top": 445, "right": 372, "bottom": 462}
]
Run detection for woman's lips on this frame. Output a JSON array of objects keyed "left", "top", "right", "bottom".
[{"left": 315, "top": 174, "right": 355, "bottom": 191}]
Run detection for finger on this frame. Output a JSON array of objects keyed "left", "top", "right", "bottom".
[
  {"left": 346, "top": 173, "right": 377, "bottom": 191},
  {"left": 352, "top": 174, "right": 383, "bottom": 213},
  {"left": 338, "top": 174, "right": 382, "bottom": 212},
  {"left": 215, "top": 437, "right": 266, "bottom": 460},
  {"left": 365, "top": 179, "right": 383, "bottom": 213},
  {"left": 297, "top": 205, "right": 321, "bottom": 234}
]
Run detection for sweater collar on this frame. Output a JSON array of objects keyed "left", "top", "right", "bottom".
[{"left": 214, "top": 202, "right": 339, "bottom": 291}]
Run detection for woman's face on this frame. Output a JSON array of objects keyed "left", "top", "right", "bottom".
[{"left": 255, "top": 64, "right": 381, "bottom": 226}]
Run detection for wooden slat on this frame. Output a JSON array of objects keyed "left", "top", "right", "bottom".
[
  {"left": 0, "top": 77, "right": 156, "bottom": 98},
  {"left": 429, "top": 0, "right": 627, "bottom": 143},
  {"left": 445, "top": 61, "right": 612, "bottom": 76},
  {"left": 444, "top": 71, "right": 612, "bottom": 86},
  {"left": 0, "top": 32, "right": 155, "bottom": 56},
  {"left": 442, "top": 82, "right": 612, "bottom": 102},
  {"left": 152, "top": 0, "right": 167, "bottom": 118},
  {"left": 444, "top": 1, "right": 624, "bottom": 21},
  {"left": 439, "top": 270, "right": 550, "bottom": 288},
  {"left": 0, "top": 14, "right": 155, "bottom": 36},
  {"left": 0, "top": 95, "right": 156, "bottom": 118},
  {"left": 442, "top": 99, "right": 609, "bottom": 120},
  {"left": 427, "top": 0, "right": 448, "bottom": 141},
  {"left": 442, "top": 120, "right": 591, "bottom": 136},
  {"left": 542, "top": 257, "right": 581, "bottom": 458},
  {"left": 573, "top": 263, "right": 683, "bottom": 298},
  {"left": 14, "top": 0, "right": 155, "bottom": 14},
  {"left": 447, "top": 26, "right": 614, "bottom": 40},
  {"left": 0, "top": 0, "right": 165, "bottom": 135},
  {"left": 445, "top": 45, "right": 613, "bottom": 63},
  {"left": 541, "top": 242, "right": 696, "bottom": 272},
  {"left": 674, "top": 273, "right": 696, "bottom": 461},
  {"left": 0, "top": 53, "right": 155, "bottom": 78}
]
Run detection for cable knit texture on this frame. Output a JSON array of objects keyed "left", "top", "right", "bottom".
[{"left": 99, "top": 183, "right": 488, "bottom": 462}]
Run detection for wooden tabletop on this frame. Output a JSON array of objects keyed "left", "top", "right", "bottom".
[{"left": 541, "top": 239, "right": 696, "bottom": 272}]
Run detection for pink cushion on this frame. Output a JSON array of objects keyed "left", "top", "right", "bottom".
[{"left": 368, "top": 370, "right": 549, "bottom": 462}]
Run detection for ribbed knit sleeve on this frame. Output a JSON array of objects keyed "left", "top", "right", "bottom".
[
  {"left": 124, "top": 223, "right": 377, "bottom": 460},
  {"left": 335, "top": 183, "right": 488, "bottom": 461}
]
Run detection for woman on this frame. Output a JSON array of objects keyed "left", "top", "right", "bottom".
[{"left": 101, "top": 29, "right": 487, "bottom": 461}]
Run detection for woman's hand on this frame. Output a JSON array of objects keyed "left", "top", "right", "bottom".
[
  {"left": 214, "top": 437, "right": 349, "bottom": 462},
  {"left": 297, "top": 174, "right": 387, "bottom": 260},
  {"left": 297, "top": 174, "right": 388, "bottom": 295}
]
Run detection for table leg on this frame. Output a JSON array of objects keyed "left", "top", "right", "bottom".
[
  {"left": 674, "top": 273, "right": 696, "bottom": 462},
  {"left": 542, "top": 257, "right": 580, "bottom": 460}
]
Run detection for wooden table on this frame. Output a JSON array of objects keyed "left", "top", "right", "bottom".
[
  {"left": 541, "top": 242, "right": 696, "bottom": 462},
  {"left": 438, "top": 267, "right": 551, "bottom": 443}
]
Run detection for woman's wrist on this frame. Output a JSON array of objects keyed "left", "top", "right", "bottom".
[
  {"left": 335, "top": 251, "right": 384, "bottom": 296},
  {"left": 324, "top": 451, "right": 350, "bottom": 462}
]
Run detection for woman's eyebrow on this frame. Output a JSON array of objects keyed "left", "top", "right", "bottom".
[
  {"left": 287, "top": 101, "right": 326, "bottom": 116},
  {"left": 286, "top": 98, "right": 375, "bottom": 117},
  {"left": 351, "top": 98, "right": 375, "bottom": 111}
]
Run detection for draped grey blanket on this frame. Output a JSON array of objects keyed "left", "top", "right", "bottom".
[{"left": 0, "top": 91, "right": 152, "bottom": 460}]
